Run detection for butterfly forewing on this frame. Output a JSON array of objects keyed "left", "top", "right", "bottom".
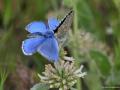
[{"left": 55, "top": 10, "right": 74, "bottom": 47}]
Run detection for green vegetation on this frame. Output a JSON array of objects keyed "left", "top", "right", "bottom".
[{"left": 0, "top": 0, "right": 120, "bottom": 90}]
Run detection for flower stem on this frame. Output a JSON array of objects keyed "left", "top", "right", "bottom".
[{"left": 72, "top": 0, "right": 82, "bottom": 90}]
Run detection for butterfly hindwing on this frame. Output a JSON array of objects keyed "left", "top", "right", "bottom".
[
  {"left": 37, "top": 37, "right": 59, "bottom": 61},
  {"left": 22, "top": 37, "right": 45, "bottom": 55}
]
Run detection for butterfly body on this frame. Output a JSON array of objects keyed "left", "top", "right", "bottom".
[{"left": 28, "top": 31, "right": 54, "bottom": 38}]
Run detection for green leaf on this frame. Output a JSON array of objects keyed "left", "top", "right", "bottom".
[
  {"left": 113, "top": 0, "right": 120, "bottom": 12},
  {"left": 3, "top": 0, "right": 13, "bottom": 27},
  {"left": 70, "top": 87, "right": 77, "bottom": 90},
  {"left": 85, "top": 61, "right": 102, "bottom": 90},
  {"left": 114, "top": 43, "right": 120, "bottom": 70},
  {"left": 90, "top": 50, "right": 111, "bottom": 77},
  {"left": 63, "top": 0, "right": 73, "bottom": 7},
  {"left": 30, "top": 83, "right": 49, "bottom": 90},
  {"left": 77, "top": 0, "right": 94, "bottom": 30},
  {"left": 0, "top": 70, "right": 8, "bottom": 90}
]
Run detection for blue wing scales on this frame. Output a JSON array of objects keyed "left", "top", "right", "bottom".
[
  {"left": 25, "top": 22, "right": 48, "bottom": 33},
  {"left": 37, "top": 38, "right": 59, "bottom": 61},
  {"left": 22, "top": 37, "right": 45, "bottom": 55},
  {"left": 48, "top": 18, "right": 60, "bottom": 31}
]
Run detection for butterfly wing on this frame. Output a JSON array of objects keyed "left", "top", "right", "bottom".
[
  {"left": 55, "top": 10, "right": 73, "bottom": 47},
  {"left": 37, "top": 38, "right": 59, "bottom": 61},
  {"left": 25, "top": 22, "right": 48, "bottom": 33},
  {"left": 22, "top": 37, "right": 45, "bottom": 55},
  {"left": 48, "top": 18, "right": 60, "bottom": 31}
]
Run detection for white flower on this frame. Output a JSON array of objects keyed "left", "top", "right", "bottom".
[{"left": 38, "top": 59, "right": 87, "bottom": 90}]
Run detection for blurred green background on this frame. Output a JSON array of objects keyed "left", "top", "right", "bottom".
[{"left": 0, "top": 0, "right": 120, "bottom": 90}]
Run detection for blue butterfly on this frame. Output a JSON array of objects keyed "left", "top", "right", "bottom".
[
  {"left": 22, "top": 10, "right": 73, "bottom": 62},
  {"left": 22, "top": 18, "right": 60, "bottom": 61}
]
